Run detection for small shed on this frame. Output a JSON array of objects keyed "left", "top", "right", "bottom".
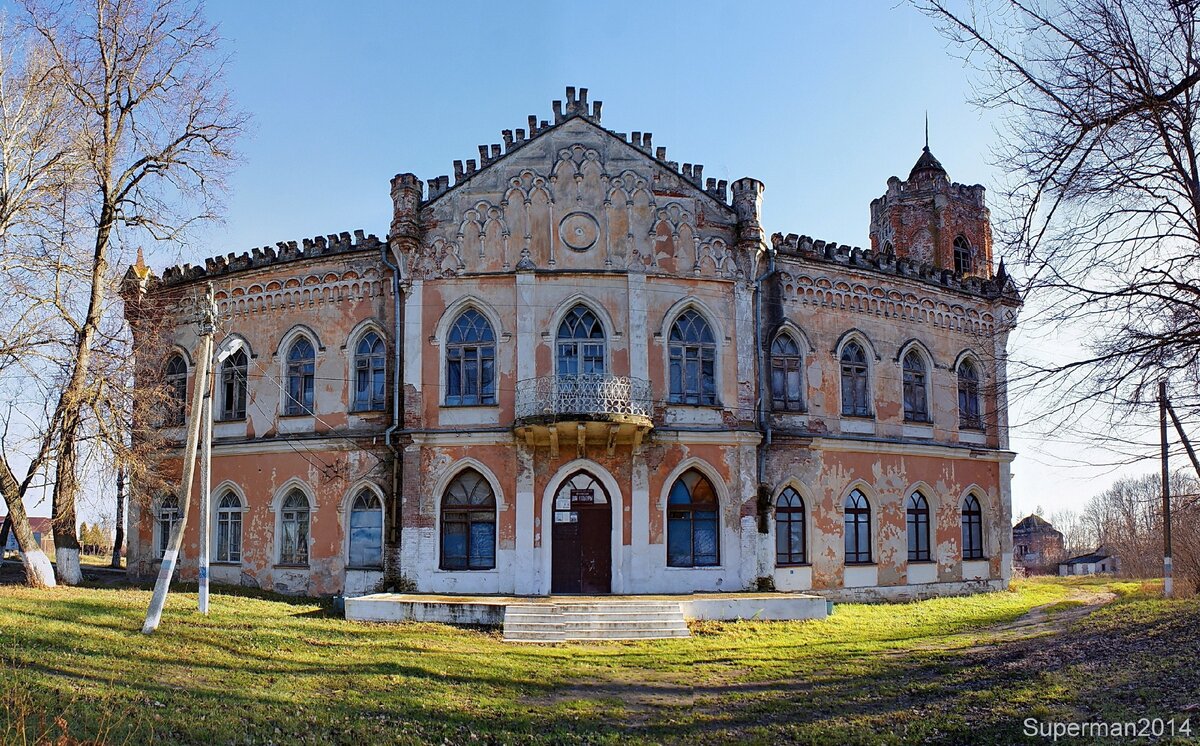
[{"left": 1058, "top": 547, "right": 1119, "bottom": 576}]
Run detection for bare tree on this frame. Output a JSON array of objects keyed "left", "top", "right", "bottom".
[
  {"left": 917, "top": 0, "right": 1200, "bottom": 459},
  {"left": 20, "top": 0, "right": 245, "bottom": 584},
  {"left": 0, "top": 0, "right": 243, "bottom": 588}
]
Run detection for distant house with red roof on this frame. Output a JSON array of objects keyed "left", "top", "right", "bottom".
[{"left": 0, "top": 515, "right": 54, "bottom": 555}]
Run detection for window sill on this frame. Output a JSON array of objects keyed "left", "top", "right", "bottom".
[
  {"left": 840, "top": 413, "right": 874, "bottom": 420},
  {"left": 211, "top": 561, "right": 242, "bottom": 566},
  {"left": 907, "top": 559, "right": 935, "bottom": 565},
  {"left": 216, "top": 417, "right": 247, "bottom": 424},
  {"left": 903, "top": 418, "right": 932, "bottom": 425},
  {"left": 441, "top": 403, "right": 498, "bottom": 409},
  {"left": 963, "top": 556, "right": 988, "bottom": 562},
  {"left": 346, "top": 565, "right": 384, "bottom": 571},
  {"left": 274, "top": 563, "right": 310, "bottom": 569},
  {"left": 664, "top": 564, "right": 722, "bottom": 570},
  {"left": 350, "top": 408, "right": 387, "bottom": 415},
  {"left": 436, "top": 567, "right": 497, "bottom": 572},
  {"left": 279, "top": 412, "right": 315, "bottom": 419},
  {"left": 844, "top": 561, "right": 875, "bottom": 566},
  {"left": 776, "top": 562, "right": 811, "bottom": 568}
]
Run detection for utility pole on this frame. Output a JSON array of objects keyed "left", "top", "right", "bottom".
[
  {"left": 1160, "top": 380, "right": 1173, "bottom": 598},
  {"left": 143, "top": 285, "right": 216, "bottom": 634},
  {"left": 198, "top": 332, "right": 213, "bottom": 614}
]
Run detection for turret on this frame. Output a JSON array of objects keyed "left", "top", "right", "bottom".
[
  {"left": 868, "top": 146, "right": 992, "bottom": 277},
  {"left": 731, "top": 177, "right": 765, "bottom": 247}
]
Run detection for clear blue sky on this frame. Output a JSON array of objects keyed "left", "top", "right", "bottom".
[{"left": 37, "top": 1, "right": 1149, "bottom": 524}]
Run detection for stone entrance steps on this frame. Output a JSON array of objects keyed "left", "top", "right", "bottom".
[{"left": 503, "top": 600, "right": 691, "bottom": 642}]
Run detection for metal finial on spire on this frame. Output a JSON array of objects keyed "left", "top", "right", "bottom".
[{"left": 924, "top": 111, "right": 929, "bottom": 151}]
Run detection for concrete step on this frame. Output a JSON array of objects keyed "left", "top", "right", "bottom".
[
  {"left": 563, "top": 627, "right": 691, "bottom": 640},
  {"left": 503, "top": 600, "right": 691, "bottom": 642}
]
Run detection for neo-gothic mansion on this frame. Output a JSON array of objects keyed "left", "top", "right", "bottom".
[{"left": 123, "top": 88, "right": 1021, "bottom": 600}]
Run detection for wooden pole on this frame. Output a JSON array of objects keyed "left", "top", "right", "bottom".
[
  {"left": 1160, "top": 380, "right": 1173, "bottom": 598},
  {"left": 143, "top": 285, "right": 215, "bottom": 633}
]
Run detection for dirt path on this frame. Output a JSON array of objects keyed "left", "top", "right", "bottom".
[
  {"left": 522, "top": 588, "right": 1122, "bottom": 721},
  {"left": 947, "top": 586, "right": 1117, "bottom": 653}
]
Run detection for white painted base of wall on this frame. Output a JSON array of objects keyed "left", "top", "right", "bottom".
[
  {"left": 907, "top": 562, "right": 937, "bottom": 585},
  {"left": 346, "top": 595, "right": 508, "bottom": 625},
  {"left": 345, "top": 569, "right": 384, "bottom": 596},
  {"left": 209, "top": 563, "right": 245, "bottom": 587},
  {"left": 272, "top": 567, "right": 310, "bottom": 595},
  {"left": 773, "top": 565, "right": 813, "bottom": 591},
  {"left": 813, "top": 577, "right": 1006, "bottom": 603},
  {"left": 843, "top": 564, "right": 878, "bottom": 588},
  {"left": 962, "top": 560, "right": 991, "bottom": 580},
  {"left": 681, "top": 595, "right": 826, "bottom": 621}
]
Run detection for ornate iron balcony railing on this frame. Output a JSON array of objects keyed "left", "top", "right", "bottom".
[{"left": 515, "top": 374, "right": 653, "bottom": 422}]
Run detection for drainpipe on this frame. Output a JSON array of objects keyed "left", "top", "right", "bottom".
[
  {"left": 381, "top": 243, "right": 403, "bottom": 573},
  {"left": 753, "top": 247, "right": 777, "bottom": 495}
]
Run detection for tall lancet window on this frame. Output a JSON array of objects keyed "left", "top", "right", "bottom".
[{"left": 556, "top": 305, "right": 605, "bottom": 377}]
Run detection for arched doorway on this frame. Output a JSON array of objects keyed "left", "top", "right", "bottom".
[{"left": 551, "top": 471, "right": 612, "bottom": 594}]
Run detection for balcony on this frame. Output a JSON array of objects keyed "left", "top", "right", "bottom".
[{"left": 514, "top": 374, "right": 654, "bottom": 456}]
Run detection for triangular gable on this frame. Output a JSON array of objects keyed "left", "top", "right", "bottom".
[{"left": 421, "top": 87, "right": 735, "bottom": 215}]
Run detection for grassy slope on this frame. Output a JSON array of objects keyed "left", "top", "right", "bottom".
[{"left": 0, "top": 577, "right": 1194, "bottom": 745}]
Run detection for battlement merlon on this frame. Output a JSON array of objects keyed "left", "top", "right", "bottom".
[
  {"left": 769, "top": 231, "right": 1021, "bottom": 305},
  {"left": 149, "top": 229, "right": 385, "bottom": 288},
  {"left": 422, "top": 86, "right": 734, "bottom": 207}
]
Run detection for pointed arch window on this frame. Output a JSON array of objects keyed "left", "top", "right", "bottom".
[
  {"left": 954, "top": 235, "right": 973, "bottom": 275},
  {"left": 216, "top": 491, "right": 242, "bottom": 563},
  {"left": 667, "top": 469, "right": 719, "bottom": 567},
  {"left": 556, "top": 305, "right": 606, "bottom": 377},
  {"left": 770, "top": 332, "right": 804, "bottom": 412},
  {"left": 285, "top": 338, "right": 316, "bottom": 415},
  {"left": 279, "top": 489, "right": 310, "bottom": 565},
  {"left": 840, "top": 341, "right": 871, "bottom": 417},
  {"left": 157, "top": 495, "right": 180, "bottom": 559},
  {"left": 962, "top": 495, "right": 984, "bottom": 560},
  {"left": 669, "top": 309, "right": 717, "bottom": 405},
  {"left": 902, "top": 349, "right": 930, "bottom": 422},
  {"left": 165, "top": 354, "right": 187, "bottom": 426},
  {"left": 353, "top": 331, "right": 386, "bottom": 412},
  {"left": 844, "top": 489, "right": 872, "bottom": 564},
  {"left": 958, "top": 359, "right": 984, "bottom": 430},
  {"left": 440, "top": 469, "right": 496, "bottom": 570},
  {"left": 445, "top": 310, "right": 496, "bottom": 406},
  {"left": 906, "top": 491, "right": 931, "bottom": 562},
  {"left": 221, "top": 348, "right": 248, "bottom": 421},
  {"left": 348, "top": 489, "right": 384, "bottom": 568},
  {"left": 775, "top": 487, "right": 806, "bottom": 565}
]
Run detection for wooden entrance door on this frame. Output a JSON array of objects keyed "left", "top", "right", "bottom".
[{"left": 550, "top": 471, "right": 612, "bottom": 594}]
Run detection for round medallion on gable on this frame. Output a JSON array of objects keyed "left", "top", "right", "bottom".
[{"left": 559, "top": 212, "right": 600, "bottom": 251}]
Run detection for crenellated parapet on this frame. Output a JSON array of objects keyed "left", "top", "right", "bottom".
[
  {"left": 159, "top": 229, "right": 385, "bottom": 287},
  {"left": 417, "top": 86, "right": 733, "bottom": 206},
  {"left": 770, "top": 232, "right": 1020, "bottom": 303}
]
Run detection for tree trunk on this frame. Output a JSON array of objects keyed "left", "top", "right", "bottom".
[
  {"left": 49, "top": 206, "right": 112, "bottom": 585},
  {"left": 0, "top": 459, "right": 55, "bottom": 587},
  {"left": 111, "top": 466, "right": 124, "bottom": 569},
  {"left": 51, "top": 425, "right": 82, "bottom": 584}
]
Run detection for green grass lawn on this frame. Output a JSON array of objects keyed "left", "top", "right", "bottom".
[{"left": 0, "top": 577, "right": 1195, "bottom": 745}]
